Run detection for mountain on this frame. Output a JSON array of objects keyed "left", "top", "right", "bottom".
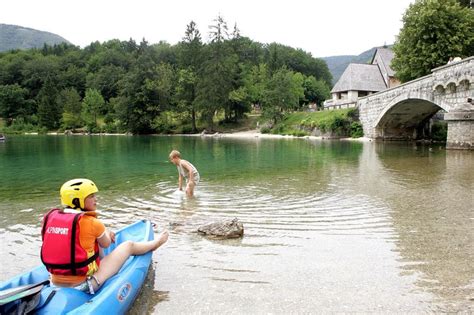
[
  {"left": 321, "top": 47, "right": 380, "bottom": 85},
  {"left": 0, "top": 24, "right": 71, "bottom": 52}
]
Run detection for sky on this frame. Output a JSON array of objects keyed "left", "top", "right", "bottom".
[{"left": 1, "top": 0, "right": 415, "bottom": 57}]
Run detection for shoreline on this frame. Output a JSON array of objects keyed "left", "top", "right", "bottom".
[
  {"left": 18, "top": 130, "right": 373, "bottom": 142},
  {"left": 194, "top": 129, "right": 373, "bottom": 142},
  {"left": 21, "top": 131, "right": 444, "bottom": 145}
]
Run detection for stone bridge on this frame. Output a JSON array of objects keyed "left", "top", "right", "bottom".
[{"left": 358, "top": 57, "right": 474, "bottom": 149}]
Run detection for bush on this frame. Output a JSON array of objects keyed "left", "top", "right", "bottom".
[
  {"left": 431, "top": 122, "right": 447, "bottom": 141},
  {"left": 258, "top": 109, "right": 361, "bottom": 137},
  {"left": 103, "top": 123, "right": 118, "bottom": 133},
  {"left": 329, "top": 116, "right": 348, "bottom": 135},
  {"left": 152, "top": 112, "right": 178, "bottom": 133},
  {"left": 260, "top": 126, "right": 271, "bottom": 134},
  {"left": 1, "top": 120, "right": 40, "bottom": 134},
  {"left": 350, "top": 122, "right": 364, "bottom": 138},
  {"left": 347, "top": 108, "right": 359, "bottom": 120}
]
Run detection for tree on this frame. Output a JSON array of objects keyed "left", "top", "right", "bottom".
[
  {"left": 59, "top": 87, "right": 83, "bottom": 129},
  {"left": 151, "top": 41, "right": 178, "bottom": 66},
  {"left": 175, "top": 68, "right": 198, "bottom": 131},
  {"left": 264, "top": 43, "right": 332, "bottom": 85},
  {"left": 116, "top": 43, "right": 162, "bottom": 134},
  {"left": 209, "top": 15, "right": 229, "bottom": 44},
  {"left": 262, "top": 67, "right": 304, "bottom": 123},
  {"left": 37, "top": 77, "right": 61, "bottom": 129},
  {"left": 22, "top": 54, "right": 61, "bottom": 98},
  {"left": 392, "top": 0, "right": 474, "bottom": 82},
  {"left": 144, "top": 62, "right": 176, "bottom": 112},
  {"left": 60, "top": 65, "right": 87, "bottom": 95},
  {"left": 302, "top": 76, "right": 331, "bottom": 108},
  {"left": 0, "top": 84, "right": 33, "bottom": 125},
  {"left": 82, "top": 88, "right": 104, "bottom": 131},
  {"left": 176, "top": 21, "right": 204, "bottom": 132},
  {"left": 0, "top": 52, "right": 29, "bottom": 85},
  {"left": 86, "top": 65, "right": 125, "bottom": 101},
  {"left": 228, "top": 86, "right": 251, "bottom": 119},
  {"left": 243, "top": 63, "right": 270, "bottom": 107},
  {"left": 178, "top": 21, "right": 203, "bottom": 70},
  {"left": 195, "top": 16, "right": 236, "bottom": 129}
]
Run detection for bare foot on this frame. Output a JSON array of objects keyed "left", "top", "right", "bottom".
[{"left": 153, "top": 230, "right": 169, "bottom": 250}]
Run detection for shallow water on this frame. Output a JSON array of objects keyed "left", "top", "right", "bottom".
[{"left": 0, "top": 135, "right": 473, "bottom": 313}]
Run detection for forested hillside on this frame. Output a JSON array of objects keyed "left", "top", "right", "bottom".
[
  {"left": 0, "top": 18, "right": 332, "bottom": 134},
  {"left": 0, "top": 24, "right": 70, "bottom": 52},
  {"left": 321, "top": 47, "right": 378, "bottom": 84}
]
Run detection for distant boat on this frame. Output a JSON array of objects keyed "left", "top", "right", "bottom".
[{"left": 0, "top": 134, "right": 5, "bottom": 141}]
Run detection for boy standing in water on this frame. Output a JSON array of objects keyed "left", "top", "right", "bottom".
[{"left": 169, "top": 150, "right": 200, "bottom": 197}]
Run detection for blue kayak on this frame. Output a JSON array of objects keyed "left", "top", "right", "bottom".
[{"left": 0, "top": 219, "right": 154, "bottom": 314}]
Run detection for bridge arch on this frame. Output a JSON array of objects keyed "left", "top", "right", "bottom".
[{"left": 373, "top": 96, "right": 445, "bottom": 139}]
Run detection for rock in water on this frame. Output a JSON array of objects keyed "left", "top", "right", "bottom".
[{"left": 197, "top": 218, "right": 244, "bottom": 239}]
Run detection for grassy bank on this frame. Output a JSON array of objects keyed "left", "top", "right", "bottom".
[{"left": 263, "top": 108, "right": 363, "bottom": 138}]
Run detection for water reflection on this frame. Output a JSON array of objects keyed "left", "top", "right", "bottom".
[{"left": 359, "top": 142, "right": 474, "bottom": 312}]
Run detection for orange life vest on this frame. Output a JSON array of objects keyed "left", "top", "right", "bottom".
[{"left": 40, "top": 209, "right": 100, "bottom": 276}]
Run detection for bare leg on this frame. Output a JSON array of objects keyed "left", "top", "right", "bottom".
[
  {"left": 91, "top": 231, "right": 169, "bottom": 291},
  {"left": 186, "top": 181, "right": 195, "bottom": 197}
]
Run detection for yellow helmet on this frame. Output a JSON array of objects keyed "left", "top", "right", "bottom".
[{"left": 60, "top": 178, "right": 98, "bottom": 209}]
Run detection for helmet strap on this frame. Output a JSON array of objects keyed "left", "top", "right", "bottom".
[{"left": 72, "top": 198, "right": 81, "bottom": 209}]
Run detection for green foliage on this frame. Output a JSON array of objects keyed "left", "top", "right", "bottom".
[
  {"left": 262, "top": 67, "right": 305, "bottom": 123},
  {"left": 273, "top": 108, "right": 360, "bottom": 137},
  {"left": 0, "top": 17, "right": 333, "bottom": 134},
  {"left": 392, "top": 0, "right": 474, "bottom": 82},
  {"left": 242, "top": 63, "right": 269, "bottom": 107},
  {"left": 59, "top": 87, "right": 82, "bottom": 129},
  {"left": 0, "top": 83, "right": 34, "bottom": 125},
  {"left": 86, "top": 65, "right": 125, "bottom": 101},
  {"left": 195, "top": 19, "right": 237, "bottom": 129},
  {"left": 37, "top": 77, "right": 61, "bottom": 129},
  {"left": 0, "top": 117, "right": 39, "bottom": 133},
  {"left": 431, "top": 121, "right": 447, "bottom": 141},
  {"left": 81, "top": 88, "right": 104, "bottom": 130},
  {"left": 350, "top": 122, "right": 364, "bottom": 138},
  {"left": 228, "top": 86, "right": 251, "bottom": 119},
  {"left": 302, "top": 76, "right": 331, "bottom": 107},
  {"left": 260, "top": 126, "right": 271, "bottom": 134},
  {"left": 265, "top": 43, "right": 332, "bottom": 86}
]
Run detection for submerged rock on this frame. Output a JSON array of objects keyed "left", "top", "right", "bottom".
[{"left": 197, "top": 218, "right": 244, "bottom": 239}]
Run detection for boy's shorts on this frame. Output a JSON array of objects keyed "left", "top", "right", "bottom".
[
  {"left": 52, "top": 275, "right": 99, "bottom": 295},
  {"left": 188, "top": 173, "right": 200, "bottom": 185}
]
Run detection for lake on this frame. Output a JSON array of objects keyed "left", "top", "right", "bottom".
[{"left": 0, "top": 135, "right": 473, "bottom": 313}]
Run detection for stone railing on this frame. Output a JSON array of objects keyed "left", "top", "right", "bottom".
[{"left": 323, "top": 99, "right": 357, "bottom": 110}]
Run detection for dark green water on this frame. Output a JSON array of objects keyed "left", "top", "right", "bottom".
[{"left": 0, "top": 135, "right": 473, "bottom": 313}]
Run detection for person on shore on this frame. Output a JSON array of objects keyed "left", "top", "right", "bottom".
[
  {"left": 41, "top": 178, "right": 169, "bottom": 294},
  {"left": 169, "top": 150, "right": 200, "bottom": 197}
]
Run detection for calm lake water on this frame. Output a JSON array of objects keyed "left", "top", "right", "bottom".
[{"left": 0, "top": 135, "right": 473, "bottom": 313}]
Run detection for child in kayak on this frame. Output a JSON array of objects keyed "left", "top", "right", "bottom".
[
  {"left": 41, "top": 178, "right": 169, "bottom": 294},
  {"left": 169, "top": 150, "right": 200, "bottom": 197}
]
